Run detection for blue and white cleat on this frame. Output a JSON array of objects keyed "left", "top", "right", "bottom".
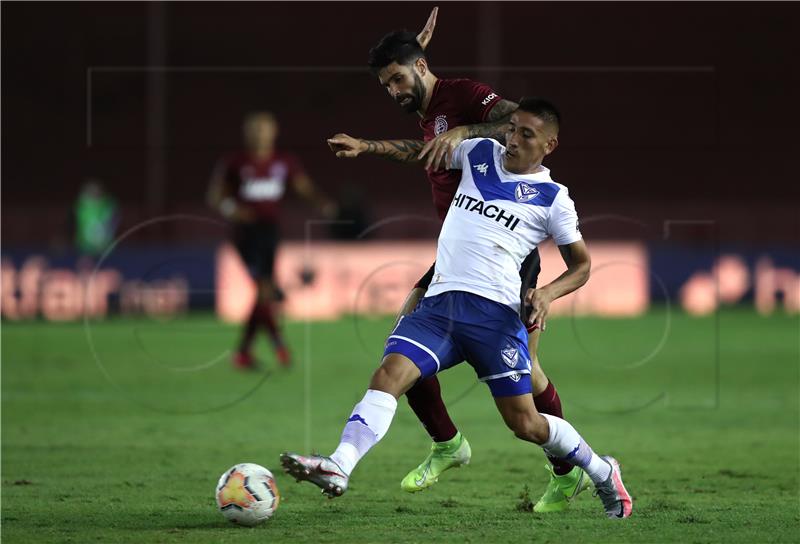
[
  {"left": 280, "top": 452, "right": 349, "bottom": 498},
  {"left": 593, "top": 456, "right": 633, "bottom": 519}
]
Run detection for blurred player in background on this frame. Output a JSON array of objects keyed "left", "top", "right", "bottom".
[
  {"left": 327, "top": 10, "right": 585, "bottom": 512},
  {"left": 283, "top": 99, "right": 632, "bottom": 519},
  {"left": 74, "top": 179, "right": 118, "bottom": 257},
  {"left": 208, "top": 112, "right": 334, "bottom": 370}
]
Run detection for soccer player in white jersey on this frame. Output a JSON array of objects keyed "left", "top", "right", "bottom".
[{"left": 281, "top": 98, "right": 633, "bottom": 519}]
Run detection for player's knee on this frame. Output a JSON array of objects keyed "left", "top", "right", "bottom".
[
  {"left": 369, "top": 355, "right": 420, "bottom": 397},
  {"left": 508, "top": 412, "right": 549, "bottom": 444}
]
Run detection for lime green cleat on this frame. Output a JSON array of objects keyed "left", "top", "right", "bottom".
[
  {"left": 533, "top": 465, "right": 592, "bottom": 513},
  {"left": 400, "top": 432, "right": 471, "bottom": 493}
]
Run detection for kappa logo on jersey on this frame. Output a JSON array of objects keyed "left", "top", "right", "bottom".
[
  {"left": 434, "top": 115, "right": 448, "bottom": 135},
  {"left": 515, "top": 182, "right": 540, "bottom": 203},
  {"left": 481, "top": 92, "right": 498, "bottom": 106},
  {"left": 501, "top": 345, "right": 519, "bottom": 368},
  {"left": 474, "top": 163, "right": 489, "bottom": 176}
]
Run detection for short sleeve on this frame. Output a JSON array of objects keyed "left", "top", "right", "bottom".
[
  {"left": 548, "top": 189, "right": 583, "bottom": 246},
  {"left": 449, "top": 138, "right": 484, "bottom": 170},
  {"left": 462, "top": 80, "right": 503, "bottom": 122}
]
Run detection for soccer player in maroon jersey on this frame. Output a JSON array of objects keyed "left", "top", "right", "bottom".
[
  {"left": 209, "top": 112, "right": 333, "bottom": 370},
  {"left": 326, "top": 14, "right": 587, "bottom": 512}
]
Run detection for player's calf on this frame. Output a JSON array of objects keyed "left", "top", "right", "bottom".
[
  {"left": 495, "top": 396, "right": 550, "bottom": 444},
  {"left": 369, "top": 354, "right": 422, "bottom": 397}
]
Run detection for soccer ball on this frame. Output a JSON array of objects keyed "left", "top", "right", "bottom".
[{"left": 216, "top": 463, "right": 280, "bottom": 526}]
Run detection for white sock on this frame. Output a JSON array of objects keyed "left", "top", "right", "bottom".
[
  {"left": 540, "top": 413, "right": 611, "bottom": 484},
  {"left": 330, "top": 389, "right": 397, "bottom": 476}
]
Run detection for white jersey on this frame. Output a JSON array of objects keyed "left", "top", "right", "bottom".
[{"left": 425, "top": 138, "right": 582, "bottom": 312}]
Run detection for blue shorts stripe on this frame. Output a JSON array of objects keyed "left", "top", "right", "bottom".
[
  {"left": 486, "top": 374, "right": 533, "bottom": 397},
  {"left": 478, "top": 368, "right": 531, "bottom": 383},
  {"left": 383, "top": 336, "right": 440, "bottom": 377},
  {"left": 387, "top": 335, "right": 441, "bottom": 372}
]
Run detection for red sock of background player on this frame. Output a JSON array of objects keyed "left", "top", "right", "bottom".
[
  {"left": 238, "top": 301, "right": 262, "bottom": 354},
  {"left": 534, "top": 380, "right": 574, "bottom": 475},
  {"left": 257, "top": 301, "right": 285, "bottom": 349},
  {"left": 405, "top": 375, "right": 458, "bottom": 442}
]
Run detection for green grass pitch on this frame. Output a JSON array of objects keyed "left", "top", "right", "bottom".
[{"left": 2, "top": 309, "right": 798, "bottom": 542}]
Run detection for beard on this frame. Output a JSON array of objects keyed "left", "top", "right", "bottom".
[{"left": 395, "top": 72, "right": 426, "bottom": 113}]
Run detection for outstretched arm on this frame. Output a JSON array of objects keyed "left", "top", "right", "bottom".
[
  {"left": 327, "top": 133, "right": 425, "bottom": 164},
  {"left": 291, "top": 173, "right": 337, "bottom": 218},
  {"left": 418, "top": 99, "right": 518, "bottom": 170},
  {"left": 524, "top": 240, "right": 591, "bottom": 330},
  {"left": 416, "top": 7, "right": 438, "bottom": 50}
]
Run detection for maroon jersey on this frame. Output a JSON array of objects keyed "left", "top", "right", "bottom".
[
  {"left": 217, "top": 151, "right": 305, "bottom": 223},
  {"left": 419, "top": 78, "right": 503, "bottom": 220}
]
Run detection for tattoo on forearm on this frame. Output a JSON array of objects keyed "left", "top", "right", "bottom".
[
  {"left": 464, "top": 122, "right": 506, "bottom": 141},
  {"left": 465, "top": 99, "right": 519, "bottom": 142},
  {"left": 487, "top": 99, "right": 519, "bottom": 122},
  {"left": 365, "top": 139, "right": 425, "bottom": 163}
]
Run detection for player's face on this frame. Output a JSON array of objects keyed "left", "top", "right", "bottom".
[
  {"left": 244, "top": 117, "right": 278, "bottom": 151},
  {"left": 503, "top": 111, "right": 559, "bottom": 174},
  {"left": 377, "top": 62, "right": 426, "bottom": 114}
]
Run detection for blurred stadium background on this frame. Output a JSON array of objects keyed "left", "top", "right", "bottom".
[
  {"left": 2, "top": 2, "right": 798, "bottom": 542},
  {"left": 3, "top": 2, "right": 798, "bottom": 321}
]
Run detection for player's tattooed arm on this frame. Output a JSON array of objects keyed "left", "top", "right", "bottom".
[
  {"left": 364, "top": 139, "right": 425, "bottom": 163},
  {"left": 418, "top": 99, "right": 519, "bottom": 171},
  {"left": 327, "top": 133, "right": 424, "bottom": 163},
  {"left": 524, "top": 240, "right": 591, "bottom": 330},
  {"left": 466, "top": 99, "right": 519, "bottom": 141}
]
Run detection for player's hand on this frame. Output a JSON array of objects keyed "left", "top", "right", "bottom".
[
  {"left": 219, "top": 197, "right": 255, "bottom": 223},
  {"left": 416, "top": 6, "right": 438, "bottom": 50},
  {"left": 418, "top": 125, "right": 468, "bottom": 171},
  {"left": 525, "top": 287, "right": 554, "bottom": 331},
  {"left": 327, "top": 133, "right": 367, "bottom": 158}
]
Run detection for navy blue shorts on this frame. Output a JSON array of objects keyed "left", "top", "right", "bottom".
[
  {"left": 233, "top": 222, "right": 279, "bottom": 281},
  {"left": 383, "top": 291, "right": 532, "bottom": 397},
  {"left": 414, "top": 249, "right": 540, "bottom": 326}
]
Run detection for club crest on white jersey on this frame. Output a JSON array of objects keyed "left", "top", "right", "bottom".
[
  {"left": 515, "top": 182, "right": 540, "bottom": 203},
  {"left": 427, "top": 138, "right": 582, "bottom": 312}
]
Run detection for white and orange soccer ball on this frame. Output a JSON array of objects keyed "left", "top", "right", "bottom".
[{"left": 216, "top": 463, "right": 280, "bottom": 526}]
